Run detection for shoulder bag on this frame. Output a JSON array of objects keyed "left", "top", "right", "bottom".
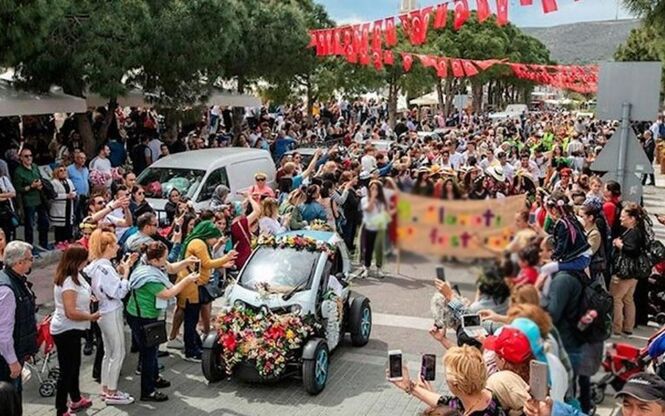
[{"left": 132, "top": 289, "right": 167, "bottom": 348}]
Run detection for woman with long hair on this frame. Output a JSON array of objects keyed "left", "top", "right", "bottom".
[
  {"left": 126, "top": 242, "right": 199, "bottom": 402},
  {"left": 50, "top": 164, "right": 77, "bottom": 248},
  {"left": 163, "top": 188, "right": 181, "bottom": 225},
  {"left": 230, "top": 195, "right": 261, "bottom": 270},
  {"left": 51, "top": 245, "right": 100, "bottom": 415},
  {"left": 610, "top": 202, "right": 653, "bottom": 336},
  {"left": 129, "top": 185, "right": 154, "bottom": 222},
  {"left": 176, "top": 221, "right": 237, "bottom": 361},
  {"left": 441, "top": 178, "right": 462, "bottom": 200},
  {"left": 258, "top": 197, "right": 289, "bottom": 236},
  {"left": 83, "top": 229, "right": 137, "bottom": 405},
  {"left": 360, "top": 180, "right": 390, "bottom": 279},
  {"left": 279, "top": 188, "right": 307, "bottom": 231},
  {"left": 300, "top": 184, "right": 327, "bottom": 223}
]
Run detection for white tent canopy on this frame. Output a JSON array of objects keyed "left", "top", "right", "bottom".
[
  {"left": 86, "top": 89, "right": 261, "bottom": 108},
  {"left": 0, "top": 80, "right": 87, "bottom": 117},
  {"left": 205, "top": 91, "right": 261, "bottom": 107},
  {"left": 410, "top": 92, "right": 438, "bottom": 106},
  {"left": 86, "top": 89, "right": 154, "bottom": 108}
]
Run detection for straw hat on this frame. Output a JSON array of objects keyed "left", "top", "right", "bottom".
[{"left": 486, "top": 166, "right": 506, "bottom": 182}]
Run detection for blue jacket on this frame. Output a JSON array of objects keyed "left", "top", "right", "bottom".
[{"left": 300, "top": 202, "right": 327, "bottom": 223}]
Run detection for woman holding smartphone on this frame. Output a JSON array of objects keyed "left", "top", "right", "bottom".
[
  {"left": 176, "top": 221, "right": 237, "bottom": 362},
  {"left": 360, "top": 180, "right": 390, "bottom": 279},
  {"left": 84, "top": 229, "right": 138, "bottom": 405}
]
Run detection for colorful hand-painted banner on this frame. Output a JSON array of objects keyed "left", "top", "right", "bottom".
[{"left": 396, "top": 193, "right": 526, "bottom": 259}]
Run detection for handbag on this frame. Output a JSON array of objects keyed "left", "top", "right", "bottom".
[{"left": 132, "top": 289, "right": 167, "bottom": 348}]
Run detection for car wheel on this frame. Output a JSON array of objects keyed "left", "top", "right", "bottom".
[
  {"left": 302, "top": 340, "right": 329, "bottom": 395},
  {"left": 350, "top": 298, "right": 372, "bottom": 346},
  {"left": 201, "top": 332, "right": 225, "bottom": 383},
  {"left": 656, "top": 312, "right": 665, "bottom": 325}
]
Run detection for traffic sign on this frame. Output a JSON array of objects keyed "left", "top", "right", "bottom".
[
  {"left": 597, "top": 62, "right": 662, "bottom": 121},
  {"left": 591, "top": 128, "right": 654, "bottom": 174}
]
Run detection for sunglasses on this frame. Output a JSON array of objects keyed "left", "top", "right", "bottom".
[
  {"left": 136, "top": 192, "right": 145, "bottom": 196},
  {"left": 95, "top": 200, "right": 105, "bottom": 205},
  {"left": 22, "top": 154, "right": 33, "bottom": 158},
  {"left": 256, "top": 178, "right": 266, "bottom": 182}
]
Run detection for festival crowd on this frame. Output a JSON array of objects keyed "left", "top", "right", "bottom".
[{"left": 0, "top": 100, "right": 664, "bottom": 416}]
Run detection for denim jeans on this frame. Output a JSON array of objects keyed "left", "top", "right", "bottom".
[
  {"left": 23, "top": 204, "right": 49, "bottom": 247},
  {"left": 558, "top": 255, "right": 591, "bottom": 273},
  {"left": 127, "top": 315, "right": 159, "bottom": 396},
  {"left": 184, "top": 301, "right": 202, "bottom": 357}
]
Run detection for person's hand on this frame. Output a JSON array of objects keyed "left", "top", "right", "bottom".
[
  {"left": 226, "top": 250, "right": 239, "bottom": 260},
  {"left": 176, "top": 214, "right": 185, "bottom": 226},
  {"left": 126, "top": 252, "right": 140, "bottom": 267},
  {"left": 118, "top": 196, "right": 131, "bottom": 209},
  {"left": 184, "top": 272, "right": 199, "bottom": 283},
  {"left": 478, "top": 309, "right": 499, "bottom": 322},
  {"left": 524, "top": 398, "right": 553, "bottom": 416},
  {"left": 185, "top": 255, "right": 199, "bottom": 266},
  {"left": 657, "top": 214, "right": 665, "bottom": 226},
  {"left": 434, "top": 279, "right": 453, "bottom": 301},
  {"left": 613, "top": 238, "right": 623, "bottom": 249},
  {"left": 68, "top": 192, "right": 76, "bottom": 200},
  {"left": 90, "top": 311, "right": 102, "bottom": 322},
  {"left": 213, "top": 236, "right": 227, "bottom": 251},
  {"left": 428, "top": 325, "right": 446, "bottom": 342},
  {"left": 9, "top": 361, "right": 21, "bottom": 379},
  {"left": 416, "top": 375, "right": 434, "bottom": 392},
  {"left": 385, "top": 365, "right": 411, "bottom": 391}
]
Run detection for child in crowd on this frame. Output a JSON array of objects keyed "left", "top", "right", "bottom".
[{"left": 514, "top": 244, "right": 540, "bottom": 286}]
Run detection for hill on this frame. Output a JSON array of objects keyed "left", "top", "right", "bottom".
[{"left": 522, "top": 19, "right": 641, "bottom": 64}]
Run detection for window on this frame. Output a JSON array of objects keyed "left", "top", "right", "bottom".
[
  {"left": 198, "top": 167, "right": 229, "bottom": 202},
  {"left": 137, "top": 167, "right": 205, "bottom": 199}
]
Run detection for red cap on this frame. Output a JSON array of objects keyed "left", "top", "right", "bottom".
[{"left": 483, "top": 327, "right": 532, "bottom": 364}]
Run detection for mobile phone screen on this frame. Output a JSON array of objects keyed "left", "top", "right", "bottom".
[
  {"left": 388, "top": 351, "right": 403, "bottom": 379},
  {"left": 194, "top": 261, "right": 201, "bottom": 274},
  {"left": 421, "top": 354, "right": 436, "bottom": 381},
  {"left": 529, "top": 360, "right": 549, "bottom": 401},
  {"left": 436, "top": 266, "right": 446, "bottom": 282},
  {"left": 462, "top": 315, "right": 481, "bottom": 327}
]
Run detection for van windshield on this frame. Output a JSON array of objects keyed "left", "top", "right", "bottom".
[{"left": 137, "top": 167, "right": 206, "bottom": 199}]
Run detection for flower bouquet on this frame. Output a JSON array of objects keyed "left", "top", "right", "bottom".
[
  {"left": 253, "top": 234, "right": 335, "bottom": 258},
  {"left": 309, "top": 220, "right": 334, "bottom": 232},
  {"left": 215, "top": 306, "right": 322, "bottom": 378}
]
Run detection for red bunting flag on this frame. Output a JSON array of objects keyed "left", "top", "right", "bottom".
[
  {"left": 408, "top": 7, "right": 433, "bottom": 45},
  {"left": 541, "top": 0, "right": 558, "bottom": 13},
  {"left": 316, "top": 31, "right": 326, "bottom": 55},
  {"left": 454, "top": 0, "right": 470, "bottom": 30},
  {"left": 307, "top": 32, "right": 317, "bottom": 48},
  {"left": 434, "top": 3, "right": 448, "bottom": 29},
  {"left": 474, "top": 59, "right": 500, "bottom": 70},
  {"left": 352, "top": 25, "right": 362, "bottom": 55},
  {"left": 496, "top": 0, "right": 509, "bottom": 26},
  {"left": 371, "top": 20, "right": 383, "bottom": 53},
  {"left": 476, "top": 0, "right": 491, "bottom": 23},
  {"left": 435, "top": 58, "right": 448, "bottom": 78},
  {"left": 384, "top": 50, "right": 394, "bottom": 65},
  {"left": 462, "top": 60, "right": 479, "bottom": 76},
  {"left": 360, "top": 23, "right": 371, "bottom": 53},
  {"left": 401, "top": 53, "right": 414, "bottom": 72},
  {"left": 334, "top": 30, "right": 344, "bottom": 55},
  {"left": 451, "top": 59, "right": 465, "bottom": 77},
  {"left": 384, "top": 17, "right": 398, "bottom": 46},
  {"left": 359, "top": 52, "right": 370, "bottom": 65},
  {"left": 520, "top": 0, "right": 533, "bottom": 4},
  {"left": 372, "top": 51, "right": 383, "bottom": 70},
  {"left": 346, "top": 44, "right": 357, "bottom": 63},
  {"left": 418, "top": 54, "right": 437, "bottom": 68}
]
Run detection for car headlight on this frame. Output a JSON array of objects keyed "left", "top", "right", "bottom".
[
  {"left": 290, "top": 304, "right": 302, "bottom": 315},
  {"left": 233, "top": 300, "right": 246, "bottom": 310}
]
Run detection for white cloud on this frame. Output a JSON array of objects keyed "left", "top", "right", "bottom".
[{"left": 336, "top": 14, "right": 365, "bottom": 25}]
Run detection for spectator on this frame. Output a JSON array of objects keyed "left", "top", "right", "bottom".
[
  {"left": 360, "top": 180, "right": 390, "bottom": 279},
  {"left": 159, "top": 144, "right": 170, "bottom": 159},
  {"left": 84, "top": 229, "right": 137, "bottom": 405},
  {"left": 611, "top": 202, "right": 652, "bottom": 336},
  {"left": 603, "top": 180, "right": 622, "bottom": 238},
  {"left": 67, "top": 150, "right": 90, "bottom": 226},
  {"left": 230, "top": 196, "right": 261, "bottom": 270},
  {"left": 12, "top": 147, "right": 50, "bottom": 251},
  {"left": 248, "top": 172, "right": 275, "bottom": 200},
  {"left": 49, "top": 164, "right": 77, "bottom": 248},
  {"left": 90, "top": 145, "right": 113, "bottom": 189},
  {"left": 300, "top": 185, "right": 327, "bottom": 223},
  {"left": 258, "top": 198, "right": 288, "bottom": 236},
  {"left": 126, "top": 242, "right": 198, "bottom": 402},
  {"left": 124, "top": 212, "right": 159, "bottom": 253},
  {"left": 0, "top": 169, "right": 17, "bottom": 242},
  {"left": 0, "top": 241, "right": 38, "bottom": 399},
  {"left": 130, "top": 136, "right": 152, "bottom": 175},
  {"left": 279, "top": 188, "right": 307, "bottom": 231},
  {"left": 129, "top": 185, "right": 154, "bottom": 222},
  {"left": 148, "top": 135, "right": 163, "bottom": 163},
  {"left": 50, "top": 246, "right": 99, "bottom": 415},
  {"left": 469, "top": 267, "right": 511, "bottom": 315},
  {"left": 164, "top": 188, "right": 181, "bottom": 225},
  {"left": 642, "top": 131, "right": 656, "bottom": 186}
]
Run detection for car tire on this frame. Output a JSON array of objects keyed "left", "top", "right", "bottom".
[
  {"left": 201, "top": 332, "right": 225, "bottom": 383},
  {"left": 349, "top": 297, "right": 372, "bottom": 347},
  {"left": 302, "top": 339, "right": 329, "bottom": 395},
  {"left": 656, "top": 312, "right": 665, "bottom": 325}
]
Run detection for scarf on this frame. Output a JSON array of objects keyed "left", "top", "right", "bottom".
[{"left": 180, "top": 220, "right": 221, "bottom": 259}]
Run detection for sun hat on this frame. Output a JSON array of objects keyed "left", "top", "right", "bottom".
[{"left": 486, "top": 166, "right": 506, "bottom": 182}]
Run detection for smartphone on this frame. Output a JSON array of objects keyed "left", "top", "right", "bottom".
[
  {"left": 122, "top": 253, "right": 130, "bottom": 263},
  {"left": 529, "top": 360, "right": 549, "bottom": 401},
  {"left": 462, "top": 314, "right": 481, "bottom": 328},
  {"left": 193, "top": 261, "right": 201, "bottom": 274},
  {"left": 173, "top": 224, "right": 181, "bottom": 233},
  {"left": 436, "top": 266, "right": 446, "bottom": 282},
  {"left": 421, "top": 354, "right": 436, "bottom": 381},
  {"left": 388, "top": 350, "right": 403, "bottom": 381}
]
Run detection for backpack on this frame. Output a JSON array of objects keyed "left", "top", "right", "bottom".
[{"left": 573, "top": 273, "right": 613, "bottom": 343}]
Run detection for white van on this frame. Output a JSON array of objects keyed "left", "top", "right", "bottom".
[{"left": 137, "top": 148, "right": 275, "bottom": 222}]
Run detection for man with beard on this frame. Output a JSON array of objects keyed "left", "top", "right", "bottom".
[{"left": 0, "top": 241, "right": 38, "bottom": 406}]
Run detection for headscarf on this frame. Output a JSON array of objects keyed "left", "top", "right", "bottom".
[
  {"left": 180, "top": 220, "right": 222, "bottom": 259},
  {"left": 210, "top": 185, "right": 230, "bottom": 211}
]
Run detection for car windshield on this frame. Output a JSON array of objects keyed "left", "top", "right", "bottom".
[
  {"left": 239, "top": 247, "right": 320, "bottom": 293},
  {"left": 137, "top": 167, "right": 205, "bottom": 200}
]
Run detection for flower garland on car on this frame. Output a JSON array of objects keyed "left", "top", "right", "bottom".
[
  {"left": 215, "top": 306, "right": 322, "bottom": 377},
  {"left": 253, "top": 234, "right": 335, "bottom": 258},
  {"left": 308, "top": 220, "right": 334, "bottom": 232}
]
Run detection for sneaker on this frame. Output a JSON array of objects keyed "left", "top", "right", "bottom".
[
  {"left": 359, "top": 267, "right": 369, "bottom": 279},
  {"left": 166, "top": 338, "right": 184, "bottom": 350},
  {"left": 105, "top": 392, "right": 134, "bottom": 405},
  {"left": 141, "top": 391, "right": 168, "bottom": 402},
  {"left": 69, "top": 397, "right": 93, "bottom": 412},
  {"left": 154, "top": 377, "right": 171, "bottom": 389},
  {"left": 376, "top": 268, "right": 385, "bottom": 279},
  {"left": 184, "top": 354, "right": 202, "bottom": 363}
]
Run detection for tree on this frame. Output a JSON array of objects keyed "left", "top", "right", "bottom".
[{"left": 615, "top": 25, "right": 665, "bottom": 90}]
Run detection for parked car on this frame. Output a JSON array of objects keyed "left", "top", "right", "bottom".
[
  {"left": 201, "top": 231, "right": 372, "bottom": 395},
  {"left": 137, "top": 148, "right": 275, "bottom": 223},
  {"left": 489, "top": 104, "right": 528, "bottom": 121}
]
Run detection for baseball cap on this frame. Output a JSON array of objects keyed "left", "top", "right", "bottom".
[
  {"left": 483, "top": 327, "right": 532, "bottom": 364},
  {"left": 615, "top": 372, "right": 665, "bottom": 402}
]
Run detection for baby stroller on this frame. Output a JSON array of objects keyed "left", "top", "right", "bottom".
[
  {"left": 24, "top": 315, "right": 60, "bottom": 397},
  {"left": 648, "top": 263, "right": 665, "bottom": 325},
  {"left": 591, "top": 326, "right": 665, "bottom": 404}
]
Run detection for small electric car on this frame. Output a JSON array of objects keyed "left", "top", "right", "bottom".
[{"left": 202, "top": 231, "right": 372, "bottom": 395}]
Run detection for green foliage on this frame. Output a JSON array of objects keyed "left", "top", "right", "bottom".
[{"left": 615, "top": 25, "right": 663, "bottom": 61}]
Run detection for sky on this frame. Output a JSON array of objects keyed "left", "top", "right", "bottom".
[{"left": 314, "top": 0, "right": 636, "bottom": 28}]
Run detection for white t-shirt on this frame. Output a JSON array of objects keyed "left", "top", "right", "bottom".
[
  {"left": 148, "top": 138, "right": 163, "bottom": 163},
  {"left": 50, "top": 275, "right": 92, "bottom": 335},
  {"left": 361, "top": 155, "right": 377, "bottom": 173},
  {"left": 103, "top": 208, "right": 128, "bottom": 239},
  {"left": 546, "top": 353, "right": 569, "bottom": 403},
  {"left": 84, "top": 258, "right": 130, "bottom": 315}
]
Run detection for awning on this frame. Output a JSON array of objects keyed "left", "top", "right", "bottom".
[
  {"left": 85, "top": 89, "right": 155, "bottom": 108},
  {"left": 409, "top": 92, "right": 439, "bottom": 106},
  {"left": 205, "top": 91, "right": 261, "bottom": 107},
  {"left": 86, "top": 89, "right": 261, "bottom": 108},
  {"left": 0, "top": 80, "right": 87, "bottom": 117}
]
